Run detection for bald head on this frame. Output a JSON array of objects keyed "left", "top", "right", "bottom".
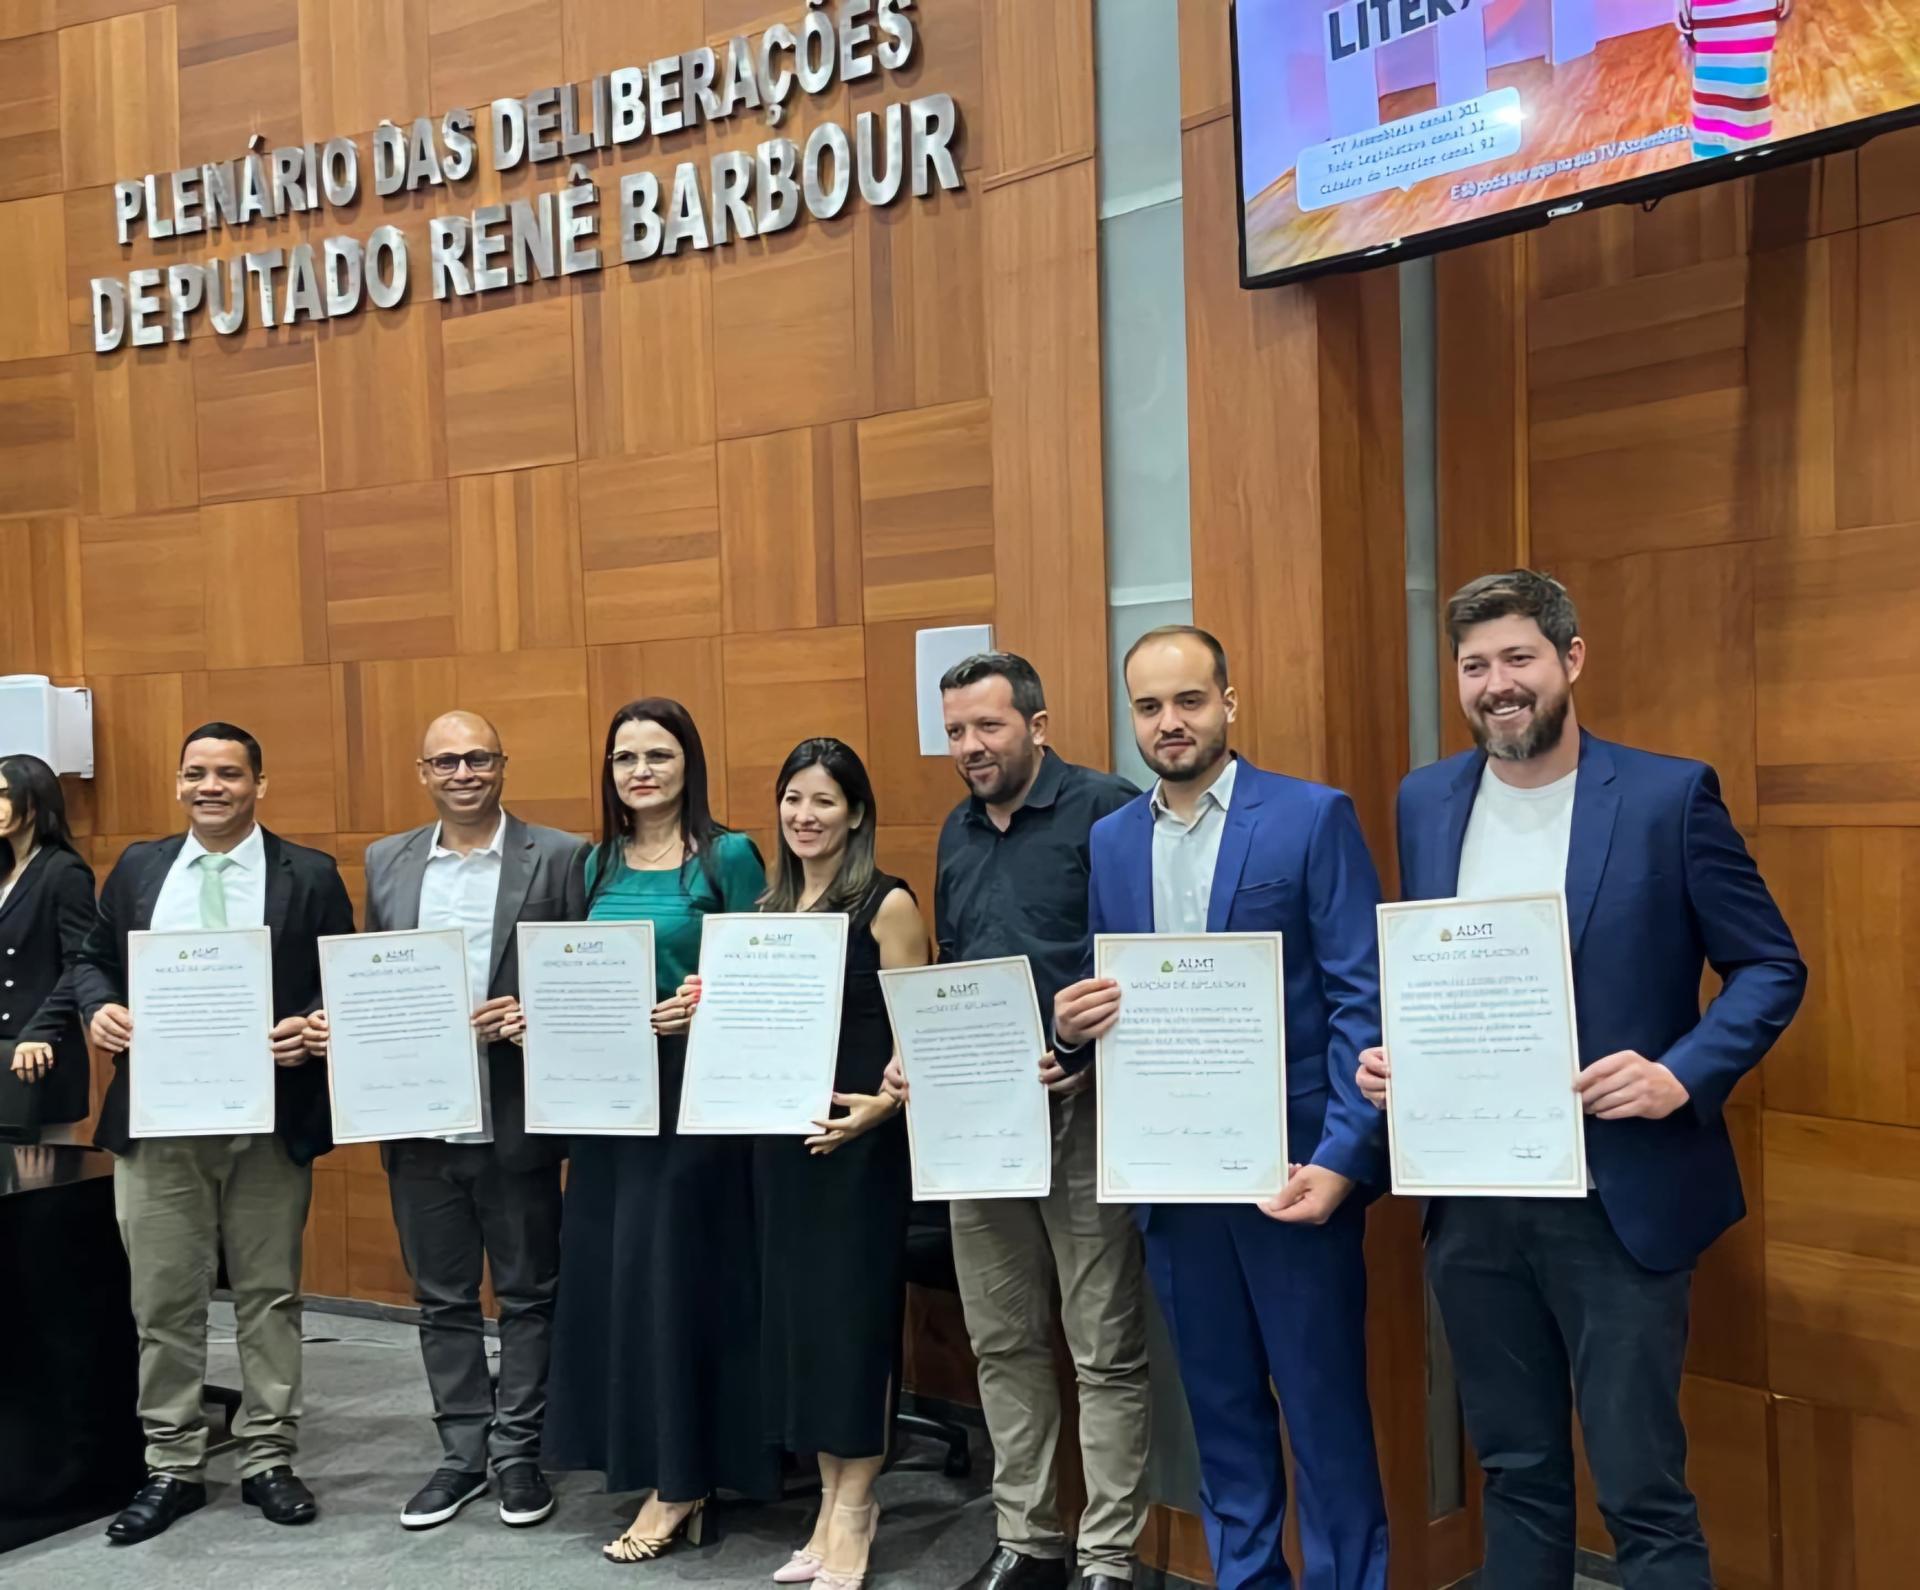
[
  {"left": 421, "top": 711, "right": 502, "bottom": 759},
  {"left": 417, "top": 711, "right": 507, "bottom": 831}
]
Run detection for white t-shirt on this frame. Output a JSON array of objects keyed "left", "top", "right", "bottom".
[
  {"left": 1456, "top": 763, "right": 1585, "bottom": 1186},
  {"left": 1455, "top": 765, "right": 1577, "bottom": 901}
]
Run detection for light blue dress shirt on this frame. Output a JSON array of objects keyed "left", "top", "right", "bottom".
[{"left": 1148, "top": 756, "right": 1239, "bottom": 934}]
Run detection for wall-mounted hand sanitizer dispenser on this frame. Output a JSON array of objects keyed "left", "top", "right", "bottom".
[{"left": 0, "top": 675, "right": 95, "bottom": 777}]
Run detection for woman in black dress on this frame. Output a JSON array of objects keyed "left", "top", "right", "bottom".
[
  {"left": 540, "top": 699, "right": 779, "bottom": 1561},
  {"left": 1, "top": 754, "right": 97, "bottom": 1145},
  {"left": 687, "top": 739, "right": 927, "bottom": 1589}
]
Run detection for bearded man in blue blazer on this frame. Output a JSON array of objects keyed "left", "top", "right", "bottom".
[
  {"left": 1359, "top": 570, "right": 1805, "bottom": 1589},
  {"left": 1054, "top": 626, "right": 1389, "bottom": 1590}
]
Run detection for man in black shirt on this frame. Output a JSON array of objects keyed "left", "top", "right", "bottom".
[{"left": 886, "top": 653, "right": 1149, "bottom": 1590}]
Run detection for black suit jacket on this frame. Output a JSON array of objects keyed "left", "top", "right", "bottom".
[
  {"left": 1, "top": 846, "right": 99, "bottom": 1136},
  {"left": 362, "top": 813, "right": 589, "bottom": 1173},
  {"left": 70, "top": 828, "right": 356, "bottom": 1165}
]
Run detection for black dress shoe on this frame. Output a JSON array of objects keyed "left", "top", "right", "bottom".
[
  {"left": 400, "top": 1467, "right": 488, "bottom": 1529},
  {"left": 1080, "top": 1576, "right": 1133, "bottom": 1590},
  {"left": 105, "top": 1474, "right": 207, "bottom": 1545},
  {"left": 495, "top": 1464, "right": 554, "bottom": 1527},
  {"left": 240, "top": 1465, "right": 318, "bottom": 1525},
  {"left": 958, "top": 1546, "right": 1071, "bottom": 1590}
]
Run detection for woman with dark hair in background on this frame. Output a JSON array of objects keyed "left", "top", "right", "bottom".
[
  {"left": 1, "top": 754, "right": 97, "bottom": 1145},
  {"left": 534, "top": 698, "right": 777, "bottom": 1562},
  {"left": 708, "top": 739, "right": 927, "bottom": 1589}
]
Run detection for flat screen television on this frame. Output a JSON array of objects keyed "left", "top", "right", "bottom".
[{"left": 1232, "top": 0, "right": 1920, "bottom": 286}]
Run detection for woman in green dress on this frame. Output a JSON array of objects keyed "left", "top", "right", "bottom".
[{"left": 539, "top": 697, "right": 777, "bottom": 1560}]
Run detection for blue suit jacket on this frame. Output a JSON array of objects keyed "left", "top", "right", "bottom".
[
  {"left": 1397, "top": 731, "right": 1806, "bottom": 1272},
  {"left": 1079, "top": 758, "right": 1388, "bottom": 1190}
]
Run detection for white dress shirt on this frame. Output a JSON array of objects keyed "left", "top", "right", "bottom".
[
  {"left": 1149, "top": 756, "right": 1240, "bottom": 934},
  {"left": 150, "top": 825, "right": 268, "bottom": 932},
  {"left": 417, "top": 815, "right": 506, "bottom": 1145}
]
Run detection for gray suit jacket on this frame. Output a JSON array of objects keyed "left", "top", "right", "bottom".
[{"left": 364, "top": 812, "right": 589, "bottom": 1172}]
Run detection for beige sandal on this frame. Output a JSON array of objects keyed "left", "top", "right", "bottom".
[{"left": 602, "top": 1498, "right": 710, "bottom": 1563}]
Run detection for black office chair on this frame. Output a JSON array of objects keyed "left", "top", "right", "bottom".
[{"left": 895, "top": 1201, "right": 973, "bottom": 1479}]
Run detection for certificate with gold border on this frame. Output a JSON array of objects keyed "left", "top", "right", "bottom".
[
  {"left": 880, "top": 956, "right": 1052, "bottom": 1201},
  {"left": 679, "top": 912, "right": 848, "bottom": 1135},
  {"left": 1378, "top": 892, "right": 1586, "bottom": 1197},
  {"left": 1094, "top": 932, "right": 1287, "bottom": 1204},
  {"left": 519, "top": 921, "right": 659, "bottom": 1136}
]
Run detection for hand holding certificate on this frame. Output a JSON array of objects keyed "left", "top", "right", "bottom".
[
  {"left": 679, "top": 913, "right": 848, "bottom": 1135},
  {"left": 1094, "top": 933, "right": 1288, "bottom": 1204},
  {"left": 318, "top": 928, "right": 482, "bottom": 1143},
  {"left": 128, "top": 928, "right": 275, "bottom": 1137},
  {"left": 1376, "top": 892, "right": 1586, "bottom": 1196},
  {"left": 879, "top": 957, "right": 1052, "bottom": 1200},
  {"left": 518, "top": 921, "right": 660, "bottom": 1135}
]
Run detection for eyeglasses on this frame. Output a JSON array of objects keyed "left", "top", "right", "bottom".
[
  {"left": 420, "top": 752, "right": 506, "bottom": 776},
  {"left": 609, "top": 750, "right": 681, "bottom": 773}
]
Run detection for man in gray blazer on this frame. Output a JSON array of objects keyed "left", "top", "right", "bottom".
[{"left": 312, "top": 711, "right": 586, "bottom": 1532}]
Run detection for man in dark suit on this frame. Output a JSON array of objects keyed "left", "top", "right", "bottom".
[
  {"left": 73, "top": 723, "right": 354, "bottom": 1544},
  {"left": 1054, "top": 627, "right": 1390, "bottom": 1590},
  {"left": 309, "top": 711, "right": 586, "bottom": 1533},
  {"left": 1359, "top": 571, "right": 1806, "bottom": 1588}
]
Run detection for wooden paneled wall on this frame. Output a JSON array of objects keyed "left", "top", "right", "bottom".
[
  {"left": 0, "top": 0, "right": 1113, "bottom": 1316},
  {"left": 1433, "top": 126, "right": 1920, "bottom": 1590}
]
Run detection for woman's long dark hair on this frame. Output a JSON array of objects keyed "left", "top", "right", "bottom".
[
  {"left": 760, "top": 738, "right": 879, "bottom": 915},
  {"left": 0, "top": 754, "right": 79, "bottom": 886},
  {"left": 593, "top": 697, "right": 730, "bottom": 900}
]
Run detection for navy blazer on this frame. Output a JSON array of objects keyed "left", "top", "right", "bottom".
[
  {"left": 1396, "top": 731, "right": 1805, "bottom": 1272},
  {"left": 1080, "top": 757, "right": 1388, "bottom": 1189}
]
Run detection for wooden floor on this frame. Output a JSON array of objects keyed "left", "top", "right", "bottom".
[{"left": 1247, "top": 0, "right": 1920, "bottom": 275}]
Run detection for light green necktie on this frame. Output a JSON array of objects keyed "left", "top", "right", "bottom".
[{"left": 196, "top": 852, "right": 235, "bottom": 929}]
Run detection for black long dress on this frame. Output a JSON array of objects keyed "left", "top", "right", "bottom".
[
  {"left": 756, "top": 875, "right": 913, "bottom": 1459},
  {"left": 543, "top": 835, "right": 781, "bottom": 1501}
]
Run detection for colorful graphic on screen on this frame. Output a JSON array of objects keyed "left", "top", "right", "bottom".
[{"left": 1234, "top": 0, "right": 1920, "bottom": 282}]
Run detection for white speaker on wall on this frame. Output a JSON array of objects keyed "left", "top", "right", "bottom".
[{"left": 0, "top": 675, "right": 94, "bottom": 777}]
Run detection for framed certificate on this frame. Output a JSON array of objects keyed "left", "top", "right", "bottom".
[
  {"left": 318, "top": 928, "right": 482, "bottom": 1143},
  {"left": 127, "top": 927, "right": 275, "bottom": 1138},
  {"left": 1094, "top": 932, "right": 1288, "bottom": 1204},
  {"left": 679, "top": 912, "right": 848, "bottom": 1135},
  {"left": 1377, "top": 891, "right": 1586, "bottom": 1197},
  {"left": 519, "top": 921, "right": 660, "bottom": 1136},
  {"left": 880, "top": 956, "right": 1053, "bottom": 1201}
]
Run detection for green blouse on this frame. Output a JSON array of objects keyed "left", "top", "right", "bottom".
[{"left": 585, "top": 830, "right": 767, "bottom": 998}]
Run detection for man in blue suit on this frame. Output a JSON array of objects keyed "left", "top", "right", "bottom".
[
  {"left": 1359, "top": 570, "right": 1805, "bottom": 1588},
  {"left": 1054, "top": 626, "right": 1389, "bottom": 1590}
]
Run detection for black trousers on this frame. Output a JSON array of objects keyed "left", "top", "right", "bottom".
[
  {"left": 387, "top": 1139, "right": 563, "bottom": 1475},
  {"left": 1426, "top": 1194, "right": 1710, "bottom": 1589}
]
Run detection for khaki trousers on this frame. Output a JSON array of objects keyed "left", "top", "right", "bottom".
[
  {"left": 112, "top": 1134, "right": 312, "bottom": 1481},
  {"left": 951, "top": 1092, "right": 1151, "bottom": 1577}
]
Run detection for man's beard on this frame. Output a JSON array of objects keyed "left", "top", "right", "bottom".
[
  {"left": 961, "top": 743, "right": 1039, "bottom": 802},
  {"left": 1143, "top": 728, "right": 1229, "bottom": 783},
  {"left": 1472, "top": 687, "right": 1571, "bottom": 763}
]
